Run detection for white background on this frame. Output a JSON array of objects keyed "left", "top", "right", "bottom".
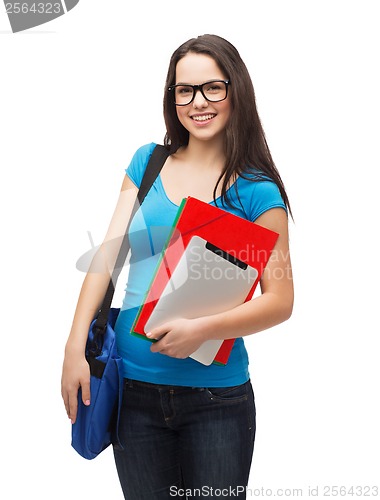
[{"left": 1, "top": 1, "right": 379, "bottom": 498}]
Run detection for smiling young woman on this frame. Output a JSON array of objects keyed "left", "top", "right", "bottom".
[{"left": 61, "top": 34, "right": 294, "bottom": 499}]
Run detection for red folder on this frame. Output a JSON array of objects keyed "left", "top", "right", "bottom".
[{"left": 132, "top": 196, "right": 279, "bottom": 365}]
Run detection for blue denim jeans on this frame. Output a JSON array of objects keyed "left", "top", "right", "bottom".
[{"left": 113, "top": 379, "right": 256, "bottom": 499}]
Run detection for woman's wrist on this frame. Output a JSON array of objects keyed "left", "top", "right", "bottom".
[
  {"left": 64, "top": 333, "right": 87, "bottom": 357},
  {"left": 196, "top": 314, "right": 225, "bottom": 342}
]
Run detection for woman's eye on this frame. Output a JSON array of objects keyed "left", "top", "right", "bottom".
[
  {"left": 177, "top": 86, "right": 192, "bottom": 95},
  {"left": 205, "top": 84, "right": 222, "bottom": 93}
]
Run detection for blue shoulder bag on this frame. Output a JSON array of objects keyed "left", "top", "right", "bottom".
[{"left": 71, "top": 145, "right": 169, "bottom": 459}]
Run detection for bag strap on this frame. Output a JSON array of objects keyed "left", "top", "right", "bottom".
[{"left": 93, "top": 144, "right": 169, "bottom": 335}]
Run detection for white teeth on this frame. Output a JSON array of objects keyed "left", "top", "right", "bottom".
[{"left": 192, "top": 114, "right": 215, "bottom": 122}]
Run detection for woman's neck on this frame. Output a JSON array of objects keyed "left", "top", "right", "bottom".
[{"left": 179, "top": 136, "right": 226, "bottom": 173}]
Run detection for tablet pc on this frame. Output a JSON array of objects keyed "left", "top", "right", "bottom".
[{"left": 145, "top": 235, "right": 258, "bottom": 365}]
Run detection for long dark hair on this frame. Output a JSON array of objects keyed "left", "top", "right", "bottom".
[{"left": 163, "top": 34, "right": 293, "bottom": 220}]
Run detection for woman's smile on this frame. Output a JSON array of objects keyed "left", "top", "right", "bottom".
[{"left": 190, "top": 113, "right": 217, "bottom": 124}]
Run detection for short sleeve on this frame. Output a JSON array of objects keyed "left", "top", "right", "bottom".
[
  {"left": 249, "top": 180, "right": 287, "bottom": 222},
  {"left": 125, "top": 142, "right": 157, "bottom": 187}
]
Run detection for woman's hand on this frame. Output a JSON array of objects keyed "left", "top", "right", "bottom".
[
  {"left": 61, "top": 348, "right": 91, "bottom": 424},
  {"left": 147, "top": 317, "right": 207, "bottom": 359}
]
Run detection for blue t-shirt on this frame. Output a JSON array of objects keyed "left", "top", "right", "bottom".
[{"left": 114, "top": 142, "right": 286, "bottom": 387}]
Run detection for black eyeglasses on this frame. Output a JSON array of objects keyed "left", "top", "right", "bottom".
[{"left": 168, "top": 80, "right": 230, "bottom": 106}]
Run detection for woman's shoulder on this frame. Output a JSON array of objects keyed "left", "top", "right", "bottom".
[
  {"left": 236, "top": 172, "right": 287, "bottom": 221},
  {"left": 131, "top": 142, "right": 158, "bottom": 162},
  {"left": 126, "top": 142, "right": 157, "bottom": 187},
  {"left": 238, "top": 171, "right": 281, "bottom": 195}
]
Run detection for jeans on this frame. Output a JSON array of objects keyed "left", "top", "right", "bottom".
[{"left": 113, "top": 379, "right": 256, "bottom": 499}]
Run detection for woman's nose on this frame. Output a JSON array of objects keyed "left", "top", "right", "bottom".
[{"left": 193, "top": 89, "right": 208, "bottom": 108}]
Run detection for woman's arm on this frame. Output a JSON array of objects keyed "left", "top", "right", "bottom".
[
  {"left": 148, "top": 207, "right": 294, "bottom": 358},
  {"left": 61, "top": 175, "right": 138, "bottom": 423}
]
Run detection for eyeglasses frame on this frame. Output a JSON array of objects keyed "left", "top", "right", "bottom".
[{"left": 168, "top": 79, "right": 230, "bottom": 106}]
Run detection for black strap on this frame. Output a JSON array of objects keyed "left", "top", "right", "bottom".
[{"left": 92, "top": 144, "right": 169, "bottom": 335}]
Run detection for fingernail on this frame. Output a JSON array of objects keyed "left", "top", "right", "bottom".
[
  {"left": 146, "top": 332, "right": 152, "bottom": 338},
  {"left": 85, "top": 400, "right": 90, "bottom": 406}
]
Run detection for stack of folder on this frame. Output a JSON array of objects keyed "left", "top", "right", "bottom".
[{"left": 132, "top": 197, "right": 279, "bottom": 365}]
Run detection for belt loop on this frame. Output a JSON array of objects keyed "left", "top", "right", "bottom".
[{"left": 126, "top": 379, "right": 134, "bottom": 388}]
